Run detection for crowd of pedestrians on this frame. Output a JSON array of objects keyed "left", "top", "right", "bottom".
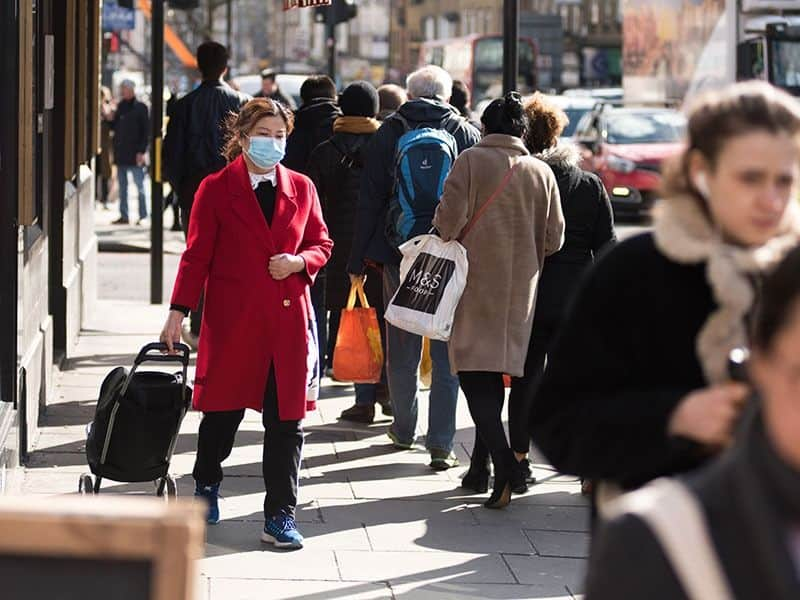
[{"left": 152, "top": 38, "right": 800, "bottom": 596}]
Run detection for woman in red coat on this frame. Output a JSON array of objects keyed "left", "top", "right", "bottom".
[{"left": 160, "top": 98, "right": 332, "bottom": 549}]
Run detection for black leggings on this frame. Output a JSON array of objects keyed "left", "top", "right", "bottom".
[
  {"left": 192, "top": 365, "right": 304, "bottom": 519},
  {"left": 459, "top": 371, "right": 515, "bottom": 481},
  {"left": 467, "top": 321, "right": 556, "bottom": 469}
]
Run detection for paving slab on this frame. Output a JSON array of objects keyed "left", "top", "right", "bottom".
[
  {"left": 526, "top": 530, "right": 591, "bottom": 559},
  {"left": 390, "top": 581, "right": 574, "bottom": 600},
  {"left": 198, "top": 549, "right": 341, "bottom": 581},
  {"left": 207, "top": 579, "right": 392, "bottom": 600},
  {"left": 502, "top": 554, "right": 586, "bottom": 591},
  {"left": 335, "top": 550, "right": 516, "bottom": 584}
]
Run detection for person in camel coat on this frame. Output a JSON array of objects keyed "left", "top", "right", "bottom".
[{"left": 433, "top": 92, "right": 564, "bottom": 509}]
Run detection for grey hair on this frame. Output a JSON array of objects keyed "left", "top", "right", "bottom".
[
  {"left": 406, "top": 65, "right": 453, "bottom": 101},
  {"left": 120, "top": 79, "right": 136, "bottom": 90}
]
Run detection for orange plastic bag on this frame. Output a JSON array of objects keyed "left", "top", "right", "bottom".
[
  {"left": 419, "top": 337, "right": 432, "bottom": 390},
  {"left": 332, "top": 281, "right": 384, "bottom": 384}
]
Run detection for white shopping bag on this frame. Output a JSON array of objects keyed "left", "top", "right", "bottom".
[{"left": 385, "top": 234, "right": 468, "bottom": 341}]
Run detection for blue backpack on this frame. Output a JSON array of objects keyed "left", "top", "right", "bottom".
[{"left": 385, "top": 114, "right": 459, "bottom": 248}]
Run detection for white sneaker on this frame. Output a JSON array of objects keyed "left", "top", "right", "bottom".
[{"left": 181, "top": 325, "right": 199, "bottom": 351}]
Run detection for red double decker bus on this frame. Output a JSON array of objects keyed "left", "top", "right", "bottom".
[{"left": 418, "top": 34, "right": 538, "bottom": 109}]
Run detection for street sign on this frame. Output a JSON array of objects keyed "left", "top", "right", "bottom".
[
  {"left": 284, "top": 0, "right": 332, "bottom": 10},
  {"left": 103, "top": 1, "right": 136, "bottom": 32}
]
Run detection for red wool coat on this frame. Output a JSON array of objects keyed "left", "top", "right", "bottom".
[{"left": 171, "top": 156, "right": 332, "bottom": 420}]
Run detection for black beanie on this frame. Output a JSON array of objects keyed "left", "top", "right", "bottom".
[{"left": 339, "top": 81, "right": 379, "bottom": 117}]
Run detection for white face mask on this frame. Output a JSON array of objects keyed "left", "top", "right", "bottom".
[{"left": 244, "top": 135, "right": 286, "bottom": 169}]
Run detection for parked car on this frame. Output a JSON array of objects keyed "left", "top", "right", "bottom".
[
  {"left": 233, "top": 73, "right": 312, "bottom": 109},
  {"left": 573, "top": 106, "right": 686, "bottom": 219},
  {"left": 563, "top": 87, "right": 624, "bottom": 106},
  {"left": 543, "top": 95, "right": 598, "bottom": 143}
]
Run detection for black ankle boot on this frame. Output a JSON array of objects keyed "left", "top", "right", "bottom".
[
  {"left": 461, "top": 464, "right": 490, "bottom": 494},
  {"left": 484, "top": 477, "right": 512, "bottom": 509},
  {"left": 512, "top": 459, "right": 532, "bottom": 494}
]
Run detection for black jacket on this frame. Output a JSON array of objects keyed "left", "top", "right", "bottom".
[
  {"left": 162, "top": 80, "right": 249, "bottom": 192},
  {"left": 530, "top": 233, "right": 713, "bottom": 490},
  {"left": 534, "top": 145, "right": 616, "bottom": 328},
  {"left": 111, "top": 98, "right": 149, "bottom": 166},
  {"left": 308, "top": 129, "right": 376, "bottom": 310},
  {"left": 586, "top": 415, "right": 800, "bottom": 599},
  {"left": 347, "top": 98, "right": 481, "bottom": 272},
  {"left": 282, "top": 98, "right": 341, "bottom": 175}
]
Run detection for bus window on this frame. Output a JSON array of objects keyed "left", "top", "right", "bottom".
[{"left": 474, "top": 37, "right": 537, "bottom": 103}]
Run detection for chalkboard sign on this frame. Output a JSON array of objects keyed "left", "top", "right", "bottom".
[{"left": 0, "top": 496, "right": 205, "bottom": 600}]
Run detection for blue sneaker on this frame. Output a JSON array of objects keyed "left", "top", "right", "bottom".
[
  {"left": 261, "top": 514, "right": 304, "bottom": 549},
  {"left": 194, "top": 482, "right": 220, "bottom": 524}
]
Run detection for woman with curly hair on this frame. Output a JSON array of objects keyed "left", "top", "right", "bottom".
[{"left": 518, "top": 94, "right": 616, "bottom": 475}]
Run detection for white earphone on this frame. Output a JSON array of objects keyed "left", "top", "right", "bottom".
[{"left": 694, "top": 172, "right": 710, "bottom": 199}]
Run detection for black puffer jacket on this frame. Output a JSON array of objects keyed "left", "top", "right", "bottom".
[
  {"left": 308, "top": 128, "right": 376, "bottom": 310},
  {"left": 283, "top": 98, "right": 341, "bottom": 175},
  {"left": 162, "top": 80, "right": 249, "bottom": 192},
  {"left": 534, "top": 144, "right": 616, "bottom": 328}
]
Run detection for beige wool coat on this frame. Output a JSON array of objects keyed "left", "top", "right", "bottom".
[{"left": 433, "top": 134, "right": 565, "bottom": 376}]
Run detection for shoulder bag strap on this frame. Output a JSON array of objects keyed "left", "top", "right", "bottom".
[
  {"left": 459, "top": 163, "right": 519, "bottom": 241},
  {"left": 607, "top": 478, "right": 735, "bottom": 600}
]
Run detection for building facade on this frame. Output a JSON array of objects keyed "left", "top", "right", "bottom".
[
  {"left": 388, "top": 0, "right": 622, "bottom": 89},
  {"left": 0, "top": 0, "right": 100, "bottom": 493}
]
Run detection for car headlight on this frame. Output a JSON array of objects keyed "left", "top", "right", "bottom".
[{"left": 606, "top": 155, "right": 636, "bottom": 174}]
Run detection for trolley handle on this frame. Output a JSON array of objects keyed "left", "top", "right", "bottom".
[
  {"left": 121, "top": 342, "right": 191, "bottom": 400},
  {"left": 134, "top": 342, "right": 191, "bottom": 367}
]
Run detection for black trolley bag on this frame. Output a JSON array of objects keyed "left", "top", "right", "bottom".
[{"left": 79, "top": 342, "right": 193, "bottom": 498}]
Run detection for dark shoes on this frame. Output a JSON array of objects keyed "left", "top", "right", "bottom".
[
  {"left": 514, "top": 459, "right": 536, "bottom": 494},
  {"left": 111, "top": 217, "right": 129, "bottom": 225},
  {"left": 377, "top": 396, "right": 393, "bottom": 417},
  {"left": 485, "top": 480, "right": 512, "bottom": 509},
  {"left": 485, "top": 461, "right": 530, "bottom": 509},
  {"left": 461, "top": 464, "right": 490, "bottom": 494},
  {"left": 339, "top": 403, "right": 375, "bottom": 424}
]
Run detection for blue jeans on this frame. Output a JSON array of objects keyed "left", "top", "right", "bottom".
[
  {"left": 117, "top": 165, "right": 148, "bottom": 221},
  {"left": 382, "top": 264, "right": 459, "bottom": 452}
]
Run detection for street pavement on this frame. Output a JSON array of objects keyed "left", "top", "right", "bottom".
[{"left": 16, "top": 197, "right": 638, "bottom": 599}]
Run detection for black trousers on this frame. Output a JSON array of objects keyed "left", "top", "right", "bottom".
[
  {"left": 459, "top": 371, "right": 515, "bottom": 481},
  {"left": 192, "top": 365, "right": 304, "bottom": 519},
  {"left": 466, "top": 320, "right": 556, "bottom": 469}
]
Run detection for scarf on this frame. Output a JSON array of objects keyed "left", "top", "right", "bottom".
[
  {"left": 333, "top": 116, "right": 380, "bottom": 135},
  {"left": 653, "top": 195, "right": 800, "bottom": 383}
]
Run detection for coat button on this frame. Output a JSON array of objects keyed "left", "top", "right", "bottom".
[{"left": 283, "top": 299, "right": 291, "bottom": 307}]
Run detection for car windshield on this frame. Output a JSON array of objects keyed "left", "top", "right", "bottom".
[
  {"left": 606, "top": 112, "right": 686, "bottom": 144},
  {"left": 563, "top": 108, "right": 592, "bottom": 137}
]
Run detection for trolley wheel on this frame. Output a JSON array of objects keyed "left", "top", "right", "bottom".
[
  {"left": 165, "top": 475, "right": 178, "bottom": 499},
  {"left": 156, "top": 475, "right": 178, "bottom": 500},
  {"left": 79, "top": 473, "right": 95, "bottom": 495}
]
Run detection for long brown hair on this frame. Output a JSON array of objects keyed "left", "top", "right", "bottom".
[
  {"left": 221, "top": 98, "right": 294, "bottom": 162},
  {"left": 662, "top": 81, "right": 800, "bottom": 204}
]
